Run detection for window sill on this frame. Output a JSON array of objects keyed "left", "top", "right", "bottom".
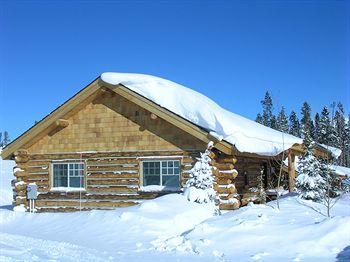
[
  {"left": 138, "top": 185, "right": 182, "bottom": 193},
  {"left": 50, "top": 187, "right": 86, "bottom": 193}
]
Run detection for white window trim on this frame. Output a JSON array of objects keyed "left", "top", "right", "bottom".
[
  {"left": 51, "top": 162, "right": 86, "bottom": 191},
  {"left": 141, "top": 159, "right": 181, "bottom": 187}
]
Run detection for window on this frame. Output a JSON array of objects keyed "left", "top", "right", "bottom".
[
  {"left": 52, "top": 163, "right": 85, "bottom": 188},
  {"left": 143, "top": 160, "right": 180, "bottom": 187}
]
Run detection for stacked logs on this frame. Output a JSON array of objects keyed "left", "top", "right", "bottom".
[
  {"left": 210, "top": 153, "right": 240, "bottom": 210},
  {"left": 12, "top": 150, "right": 30, "bottom": 208}
]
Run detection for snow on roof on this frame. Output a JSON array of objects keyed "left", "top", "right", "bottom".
[
  {"left": 319, "top": 144, "right": 342, "bottom": 158},
  {"left": 101, "top": 72, "right": 303, "bottom": 156},
  {"left": 331, "top": 165, "right": 350, "bottom": 178}
]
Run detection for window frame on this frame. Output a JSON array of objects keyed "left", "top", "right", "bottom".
[
  {"left": 51, "top": 162, "right": 86, "bottom": 190},
  {"left": 141, "top": 159, "right": 181, "bottom": 188}
]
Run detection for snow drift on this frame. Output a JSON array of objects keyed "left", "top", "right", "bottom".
[{"left": 101, "top": 72, "right": 302, "bottom": 156}]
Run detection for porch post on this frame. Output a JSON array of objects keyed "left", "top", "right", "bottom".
[{"left": 288, "top": 150, "right": 296, "bottom": 192}]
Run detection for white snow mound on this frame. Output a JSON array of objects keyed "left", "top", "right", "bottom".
[{"left": 101, "top": 72, "right": 302, "bottom": 156}]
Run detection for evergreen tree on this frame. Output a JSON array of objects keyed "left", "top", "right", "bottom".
[
  {"left": 2, "top": 131, "right": 10, "bottom": 146},
  {"left": 314, "top": 113, "right": 321, "bottom": 142},
  {"left": 276, "top": 107, "right": 289, "bottom": 133},
  {"left": 333, "top": 103, "right": 347, "bottom": 165},
  {"left": 270, "top": 115, "right": 277, "bottom": 130},
  {"left": 301, "top": 102, "right": 314, "bottom": 138},
  {"left": 261, "top": 91, "right": 274, "bottom": 127},
  {"left": 289, "top": 111, "right": 301, "bottom": 137},
  {"left": 319, "top": 106, "right": 338, "bottom": 146},
  {"left": 184, "top": 142, "right": 216, "bottom": 205},
  {"left": 296, "top": 131, "right": 326, "bottom": 201},
  {"left": 255, "top": 113, "right": 263, "bottom": 124},
  {"left": 344, "top": 115, "right": 350, "bottom": 167}
]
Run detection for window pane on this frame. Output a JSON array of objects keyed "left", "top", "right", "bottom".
[
  {"left": 174, "top": 161, "right": 179, "bottom": 167},
  {"left": 162, "top": 168, "right": 167, "bottom": 174},
  {"left": 144, "top": 175, "right": 160, "bottom": 186},
  {"left": 168, "top": 161, "right": 173, "bottom": 167},
  {"left": 168, "top": 168, "right": 173, "bottom": 175},
  {"left": 70, "top": 177, "right": 84, "bottom": 188},
  {"left": 155, "top": 167, "right": 160, "bottom": 174},
  {"left": 53, "top": 164, "right": 68, "bottom": 187},
  {"left": 143, "top": 161, "right": 161, "bottom": 186},
  {"left": 162, "top": 162, "right": 167, "bottom": 167},
  {"left": 162, "top": 175, "right": 180, "bottom": 187},
  {"left": 174, "top": 167, "right": 180, "bottom": 174}
]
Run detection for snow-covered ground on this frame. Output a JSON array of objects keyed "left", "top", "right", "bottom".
[{"left": 1, "top": 158, "right": 350, "bottom": 261}]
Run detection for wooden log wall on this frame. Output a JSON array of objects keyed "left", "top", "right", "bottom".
[
  {"left": 12, "top": 150, "right": 198, "bottom": 212},
  {"left": 234, "top": 156, "right": 267, "bottom": 206},
  {"left": 210, "top": 150, "right": 241, "bottom": 210}
]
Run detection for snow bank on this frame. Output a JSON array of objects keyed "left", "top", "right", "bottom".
[
  {"left": 101, "top": 72, "right": 303, "bottom": 156},
  {"left": 0, "top": 194, "right": 214, "bottom": 261},
  {"left": 156, "top": 194, "right": 350, "bottom": 261},
  {"left": 1, "top": 191, "right": 350, "bottom": 261},
  {"left": 0, "top": 155, "right": 15, "bottom": 206}
]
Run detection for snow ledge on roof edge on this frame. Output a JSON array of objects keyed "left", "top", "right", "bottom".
[{"left": 101, "top": 72, "right": 304, "bottom": 157}]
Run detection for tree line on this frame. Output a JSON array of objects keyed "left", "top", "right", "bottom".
[
  {"left": 0, "top": 131, "right": 10, "bottom": 148},
  {"left": 255, "top": 91, "right": 350, "bottom": 167}
]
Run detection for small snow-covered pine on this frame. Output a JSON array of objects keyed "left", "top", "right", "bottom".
[
  {"left": 184, "top": 142, "right": 216, "bottom": 205},
  {"left": 296, "top": 131, "right": 326, "bottom": 201}
]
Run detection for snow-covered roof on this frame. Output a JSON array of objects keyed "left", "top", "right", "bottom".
[
  {"left": 101, "top": 72, "right": 303, "bottom": 156},
  {"left": 319, "top": 144, "right": 342, "bottom": 158},
  {"left": 331, "top": 165, "right": 350, "bottom": 178}
]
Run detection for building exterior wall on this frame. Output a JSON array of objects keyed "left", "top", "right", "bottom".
[{"left": 13, "top": 92, "right": 210, "bottom": 211}]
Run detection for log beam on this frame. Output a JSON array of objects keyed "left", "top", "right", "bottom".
[
  {"left": 14, "top": 149, "right": 29, "bottom": 163},
  {"left": 54, "top": 119, "right": 69, "bottom": 128},
  {"left": 288, "top": 150, "right": 296, "bottom": 192}
]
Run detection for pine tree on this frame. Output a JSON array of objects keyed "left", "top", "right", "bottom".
[
  {"left": 270, "top": 115, "right": 277, "bottom": 130},
  {"left": 319, "top": 106, "right": 338, "bottom": 146},
  {"left": 333, "top": 103, "right": 347, "bottom": 165},
  {"left": 289, "top": 111, "right": 301, "bottom": 137},
  {"left": 296, "top": 131, "right": 326, "bottom": 201},
  {"left": 1, "top": 131, "right": 10, "bottom": 147},
  {"left": 276, "top": 107, "right": 289, "bottom": 133},
  {"left": 184, "top": 142, "right": 216, "bottom": 204},
  {"left": 344, "top": 114, "right": 350, "bottom": 167},
  {"left": 301, "top": 102, "right": 314, "bottom": 138},
  {"left": 261, "top": 91, "right": 274, "bottom": 127},
  {"left": 314, "top": 113, "right": 321, "bottom": 142},
  {"left": 255, "top": 113, "right": 263, "bottom": 124}
]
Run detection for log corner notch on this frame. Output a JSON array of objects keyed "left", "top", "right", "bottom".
[
  {"left": 288, "top": 150, "right": 296, "bottom": 192},
  {"left": 14, "top": 149, "right": 29, "bottom": 163},
  {"left": 209, "top": 149, "right": 240, "bottom": 210}
]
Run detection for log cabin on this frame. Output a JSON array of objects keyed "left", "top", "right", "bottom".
[{"left": 1, "top": 73, "right": 333, "bottom": 212}]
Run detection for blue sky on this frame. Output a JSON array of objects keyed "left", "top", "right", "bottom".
[{"left": 0, "top": 0, "right": 349, "bottom": 140}]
